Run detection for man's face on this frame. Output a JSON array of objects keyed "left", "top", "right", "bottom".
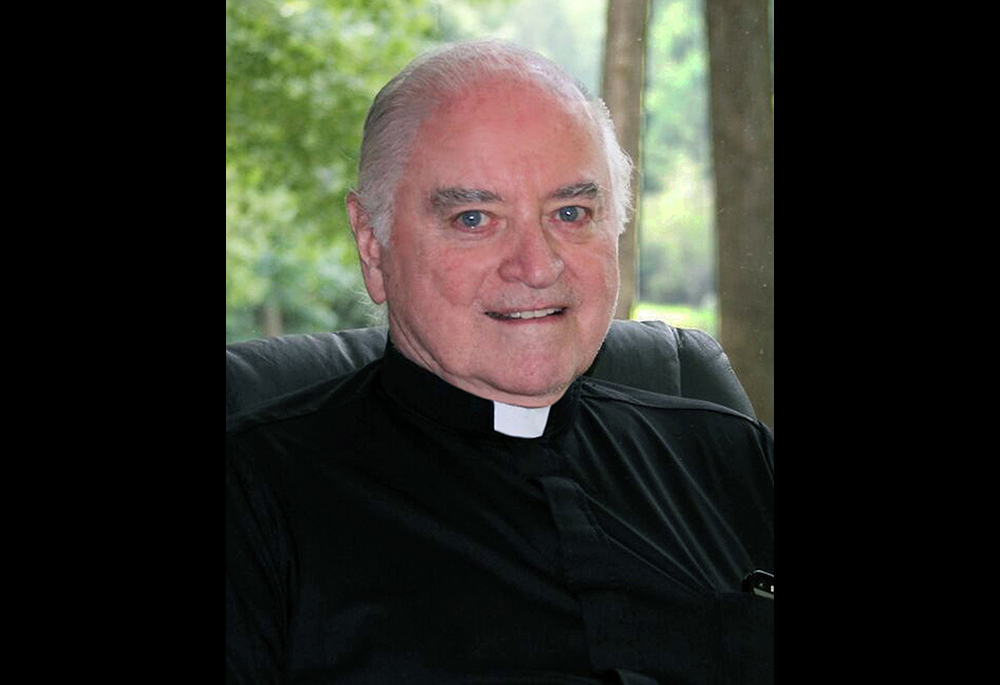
[{"left": 353, "top": 78, "right": 620, "bottom": 407}]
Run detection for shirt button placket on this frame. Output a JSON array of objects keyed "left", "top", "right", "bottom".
[{"left": 536, "top": 474, "right": 650, "bottom": 680}]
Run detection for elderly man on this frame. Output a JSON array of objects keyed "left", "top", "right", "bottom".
[{"left": 227, "top": 41, "right": 773, "bottom": 684}]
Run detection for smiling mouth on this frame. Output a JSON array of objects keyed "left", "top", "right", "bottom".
[{"left": 486, "top": 307, "right": 565, "bottom": 320}]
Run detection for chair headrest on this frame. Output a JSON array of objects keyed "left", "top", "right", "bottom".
[{"left": 226, "top": 320, "right": 754, "bottom": 418}]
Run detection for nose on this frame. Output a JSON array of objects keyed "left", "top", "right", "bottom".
[{"left": 498, "top": 219, "right": 565, "bottom": 288}]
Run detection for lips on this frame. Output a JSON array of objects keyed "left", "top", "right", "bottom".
[{"left": 486, "top": 307, "right": 565, "bottom": 320}]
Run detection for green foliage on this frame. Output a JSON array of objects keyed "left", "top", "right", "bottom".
[
  {"left": 226, "top": 0, "right": 437, "bottom": 342},
  {"left": 637, "top": 156, "right": 716, "bottom": 305},
  {"left": 637, "top": 0, "right": 716, "bottom": 308},
  {"left": 633, "top": 300, "right": 717, "bottom": 338},
  {"left": 642, "top": 0, "right": 710, "bottom": 194}
]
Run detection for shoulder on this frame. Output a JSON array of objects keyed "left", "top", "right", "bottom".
[
  {"left": 579, "top": 375, "right": 763, "bottom": 427},
  {"left": 575, "top": 376, "right": 773, "bottom": 468}
]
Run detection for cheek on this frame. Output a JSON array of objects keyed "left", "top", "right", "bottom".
[
  {"left": 576, "top": 239, "right": 620, "bottom": 290},
  {"left": 418, "top": 248, "right": 491, "bottom": 309}
]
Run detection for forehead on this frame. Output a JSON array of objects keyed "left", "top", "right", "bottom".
[{"left": 403, "top": 78, "right": 608, "bottom": 194}]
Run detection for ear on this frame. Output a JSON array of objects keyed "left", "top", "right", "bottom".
[{"left": 346, "top": 192, "right": 387, "bottom": 304}]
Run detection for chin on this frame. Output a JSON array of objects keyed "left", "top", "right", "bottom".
[{"left": 487, "top": 362, "right": 580, "bottom": 405}]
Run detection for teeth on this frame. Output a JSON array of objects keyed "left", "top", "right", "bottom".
[{"left": 489, "top": 308, "right": 563, "bottom": 320}]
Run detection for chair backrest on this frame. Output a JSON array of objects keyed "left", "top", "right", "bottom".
[{"left": 225, "top": 320, "right": 755, "bottom": 419}]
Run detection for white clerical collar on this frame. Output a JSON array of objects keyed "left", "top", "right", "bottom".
[{"left": 492, "top": 401, "right": 552, "bottom": 438}]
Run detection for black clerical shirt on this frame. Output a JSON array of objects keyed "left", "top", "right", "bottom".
[{"left": 226, "top": 345, "right": 774, "bottom": 684}]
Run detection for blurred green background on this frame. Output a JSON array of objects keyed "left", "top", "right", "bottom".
[{"left": 227, "top": 0, "right": 761, "bottom": 342}]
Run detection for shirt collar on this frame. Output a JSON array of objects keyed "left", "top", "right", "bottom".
[
  {"left": 378, "top": 341, "right": 578, "bottom": 440},
  {"left": 492, "top": 401, "right": 550, "bottom": 438}
]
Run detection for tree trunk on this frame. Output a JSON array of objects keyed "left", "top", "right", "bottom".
[
  {"left": 602, "top": 0, "right": 649, "bottom": 320},
  {"left": 705, "top": 0, "right": 774, "bottom": 428}
]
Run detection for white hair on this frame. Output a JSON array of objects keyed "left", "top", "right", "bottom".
[{"left": 354, "top": 40, "right": 633, "bottom": 244}]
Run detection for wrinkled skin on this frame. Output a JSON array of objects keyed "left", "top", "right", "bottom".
[{"left": 348, "top": 78, "right": 620, "bottom": 407}]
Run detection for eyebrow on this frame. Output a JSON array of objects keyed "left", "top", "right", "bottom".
[
  {"left": 427, "top": 180, "right": 602, "bottom": 212},
  {"left": 429, "top": 187, "right": 504, "bottom": 211},
  {"left": 549, "top": 181, "right": 601, "bottom": 201}
]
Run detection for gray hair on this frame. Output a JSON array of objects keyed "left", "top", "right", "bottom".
[{"left": 354, "top": 40, "right": 633, "bottom": 244}]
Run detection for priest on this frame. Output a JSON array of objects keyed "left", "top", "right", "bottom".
[{"left": 227, "top": 40, "right": 774, "bottom": 684}]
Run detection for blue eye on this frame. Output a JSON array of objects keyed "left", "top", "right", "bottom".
[
  {"left": 557, "top": 206, "right": 585, "bottom": 222},
  {"left": 458, "top": 211, "right": 486, "bottom": 229}
]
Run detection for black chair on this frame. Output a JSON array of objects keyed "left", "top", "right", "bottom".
[{"left": 226, "top": 320, "right": 755, "bottom": 419}]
